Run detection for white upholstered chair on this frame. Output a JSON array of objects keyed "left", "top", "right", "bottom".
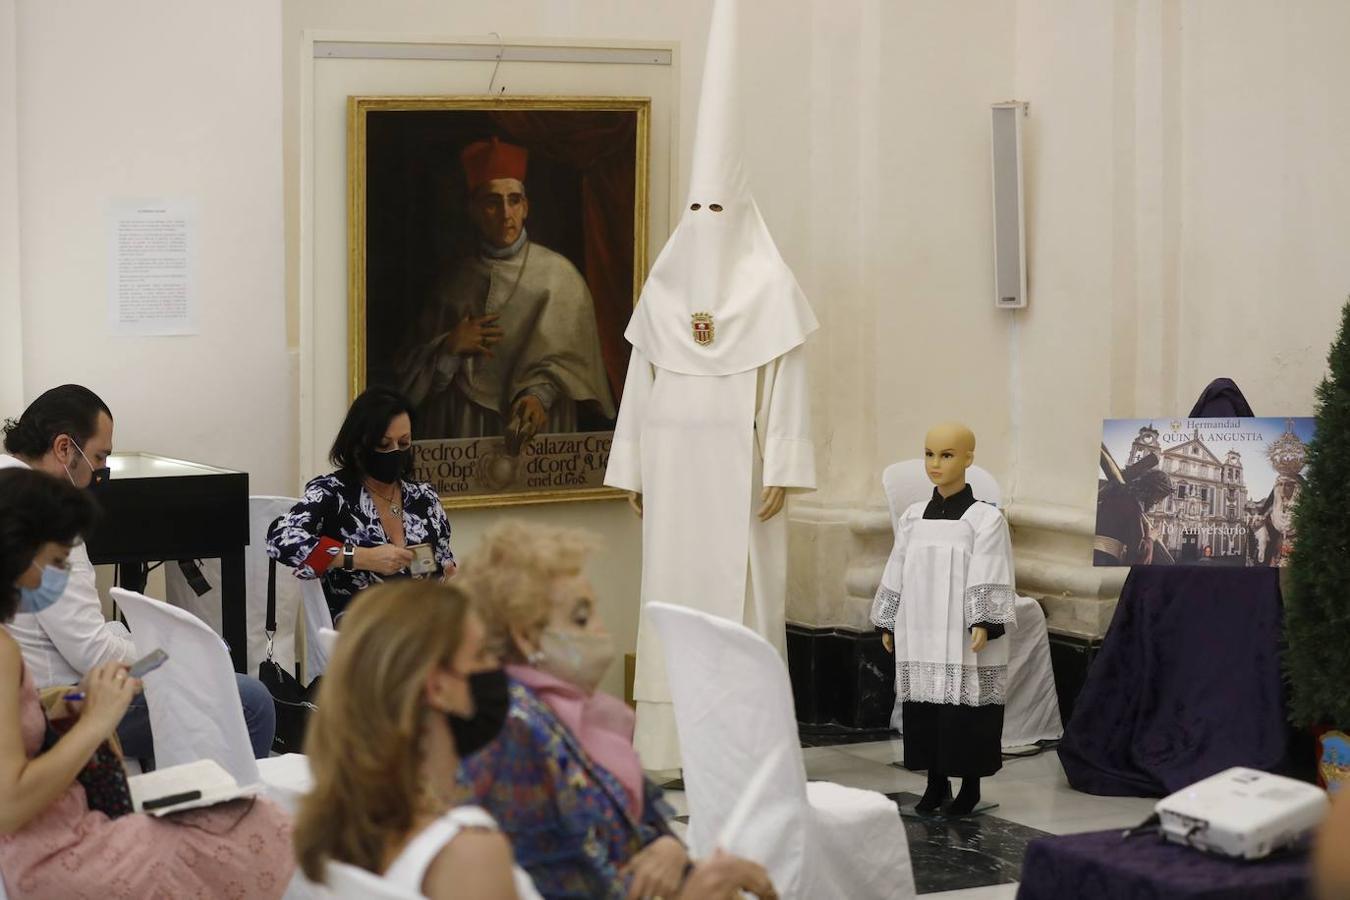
[
  {"left": 257, "top": 752, "right": 314, "bottom": 815},
  {"left": 300, "top": 579, "right": 335, "bottom": 680},
  {"left": 1001, "top": 596, "right": 1064, "bottom": 747},
  {"left": 315, "top": 627, "right": 339, "bottom": 663},
  {"left": 648, "top": 602, "right": 915, "bottom": 900},
  {"left": 111, "top": 587, "right": 259, "bottom": 786}
]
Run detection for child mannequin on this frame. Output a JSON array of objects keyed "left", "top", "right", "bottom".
[{"left": 873, "top": 423, "right": 1016, "bottom": 815}]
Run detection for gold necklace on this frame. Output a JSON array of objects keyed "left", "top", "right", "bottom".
[{"left": 366, "top": 480, "right": 402, "bottom": 516}]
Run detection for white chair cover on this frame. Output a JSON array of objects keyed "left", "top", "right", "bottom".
[
  {"left": 300, "top": 580, "right": 335, "bottom": 679},
  {"left": 257, "top": 753, "right": 314, "bottom": 815},
  {"left": 880, "top": 460, "right": 1063, "bottom": 748},
  {"left": 1001, "top": 596, "right": 1064, "bottom": 747},
  {"left": 316, "top": 628, "right": 338, "bottom": 662},
  {"left": 165, "top": 496, "right": 334, "bottom": 683},
  {"left": 319, "top": 862, "right": 421, "bottom": 900},
  {"left": 648, "top": 602, "right": 914, "bottom": 900},
  {"left": 111, "top": 587, "right": 260, "bottom": 786}
]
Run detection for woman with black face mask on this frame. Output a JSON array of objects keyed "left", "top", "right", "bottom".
[
  {"left": 294, "top": 578, "right": 541, "bottom": 898},
  {"left": 265, "top": 387, "right": 456, "bottom": 623}
]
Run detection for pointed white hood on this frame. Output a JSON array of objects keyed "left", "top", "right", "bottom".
[{"left": 624, "top": 0, "right": 818, "bottom": 376}]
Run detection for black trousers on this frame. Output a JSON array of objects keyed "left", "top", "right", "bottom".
[{"left": 902, "top": 701, "right": 1004, "bottom": 778}]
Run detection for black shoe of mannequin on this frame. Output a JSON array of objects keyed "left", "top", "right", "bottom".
[
  {"left": 948, "top": 777, "right": 982, "bottom": 815},
  {"left": 916, "top": 772, "right": 952, "bottom": 812}
]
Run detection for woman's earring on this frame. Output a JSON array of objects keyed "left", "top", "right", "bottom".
[{"left": 526, "top": 648, "right": 545, "bottom": 665}]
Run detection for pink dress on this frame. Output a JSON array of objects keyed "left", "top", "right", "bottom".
[{"left": 0, "top": 664, "right": 296, "bottom": 899}]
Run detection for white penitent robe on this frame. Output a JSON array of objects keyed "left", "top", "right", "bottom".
[
  {"left": 398, "top": 239, "right": 616, "bottom": 440},
  {"left": 871, "top": 501, "right": 1016, "bottom": 707},
  {"left": 605, "top": 344, "right": 815, "bottom": 770}
]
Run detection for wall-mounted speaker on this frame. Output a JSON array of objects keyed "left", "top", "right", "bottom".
[{"left": 990, "top": 101, "right": 1028, "bottom": 309}]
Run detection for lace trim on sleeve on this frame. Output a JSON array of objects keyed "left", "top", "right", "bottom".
[
  {"left": 870, "top": 584, "right": 901, "bottom": 630},
  {"left": 964, "top": 583, "right": 1016, "bottom": 626}
]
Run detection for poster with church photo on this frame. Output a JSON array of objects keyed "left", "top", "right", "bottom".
[
  {"left": 1094, "top": 417, "right": 1315, "bottom": 567},
  {"left": 348, "top": 96, "right": 650, "bottom": 508}
]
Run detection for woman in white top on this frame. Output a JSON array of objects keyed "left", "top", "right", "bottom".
[{"left": 293, "top": 579, "right": 538, "bottom": 899}]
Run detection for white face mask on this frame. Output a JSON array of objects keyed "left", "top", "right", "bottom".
[{"left": 535, "top": 628, "right": 616, "bottom": 694}]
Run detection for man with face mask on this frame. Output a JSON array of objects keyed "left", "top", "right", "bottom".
[
  {"left": 604, "top": 0, "right": 818, "bottom": 771},
  {"left": 397, "top": 137, "right": 617, "bottom": 444},
  {"left": 0, "top": 384, "right": 276, "bottom": 762}
]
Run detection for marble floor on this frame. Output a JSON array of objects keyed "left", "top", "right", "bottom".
[{"left": 660, "top": 738, "right": 1158, "bottom": 898}]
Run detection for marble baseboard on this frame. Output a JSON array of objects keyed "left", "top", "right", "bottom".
[
  {"left": 1046, "top": 631, "right": 1103, "bottom": 725},
  {"left": 787, "top": 624, "right": 895, "bottom": 731}
]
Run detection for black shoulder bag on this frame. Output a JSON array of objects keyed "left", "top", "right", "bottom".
[{"left": 257, "top": 520, "right": 320, "bottom": 754}]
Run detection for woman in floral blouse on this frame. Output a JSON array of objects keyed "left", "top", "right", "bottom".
[
  {"left": 456, "top": 521, "right": 775, "bottom": 900},
  {"left": 266, "top": 387, "right": 455, "bottom": 622}
]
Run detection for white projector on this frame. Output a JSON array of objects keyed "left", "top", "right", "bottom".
[{"left": 1155, "top": 767, "right": 1328, "bottom": 859}]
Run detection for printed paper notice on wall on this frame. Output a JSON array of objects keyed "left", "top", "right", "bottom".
[{"left": 107, "top": 200, "right": 199, "bottom": 336}]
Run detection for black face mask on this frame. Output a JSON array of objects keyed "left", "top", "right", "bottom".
[
  {"left": 365, "top": 447, "right": 410, "bottom": 484},
  {"left": 447, "top": 669, "right": 509, "bottom": 757},
  {"left": 66, "top": 439, "right": 110, "bottom": 494},
  {"left": 87, "top": 467, "right": 111, "bottom": 494}
]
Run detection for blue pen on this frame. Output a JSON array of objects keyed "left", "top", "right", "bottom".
[{"left": 63, "top": 692, "right": 84, "bottom": 702}]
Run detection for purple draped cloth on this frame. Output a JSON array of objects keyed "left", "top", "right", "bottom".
[
  {"left": 1062, "top": 377, "right": 1287, "bottom": 795},
  {"left": 1017, "top": 829, "right": 1310, "bottom": 900},
  {"left": 1188, "top": 377, "right": 1256, "bottom": 417},
  {"left": 1058, "top": 565, "right": 1288, "bottom": 795}
]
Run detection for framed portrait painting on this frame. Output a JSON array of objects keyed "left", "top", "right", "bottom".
[{"left": 348, "top": 95, "right": 650, "bottom": 508}]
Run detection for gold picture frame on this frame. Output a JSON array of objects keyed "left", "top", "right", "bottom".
[{"left": 347, "top": 95, "right": 650, "bottom": 509}]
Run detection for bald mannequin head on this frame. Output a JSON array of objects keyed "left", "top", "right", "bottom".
[{"left": 924, "top": 422, "right": 976, "bottom": 497}]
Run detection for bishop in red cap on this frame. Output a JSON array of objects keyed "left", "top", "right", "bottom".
[
  {"left": 395, "top": 134, "right": 615, "bottom": 446},
  {"left": 460, "top": 136, "right": 529, "bottom": 195},
  {"left": 460, "top": 137, "right": 530, "bottom": 251}
]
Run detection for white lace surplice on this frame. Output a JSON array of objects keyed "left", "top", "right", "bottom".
[{"left": 870, "top": 501, "right": 1016, "bottom": 706}]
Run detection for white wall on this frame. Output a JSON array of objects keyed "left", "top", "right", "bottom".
[
  {"left": 0, "top": 0, "right": 21, "bottom": 411},
  {"left": 11, "top": 0, "right": 1350, "bottom": 646},
  {"left": 11, "top": 0, "right": 289, "bottom": 492},
  {"left": 1176, "top": 0, "right": 1350, "bottom": 407}
]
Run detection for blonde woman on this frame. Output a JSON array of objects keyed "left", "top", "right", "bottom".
[
  {"left": 459, "top": 520, "right": 776, "bottom": 900},
  {"left": 293, "top": 579, "right": 540, "bottom": 899}
]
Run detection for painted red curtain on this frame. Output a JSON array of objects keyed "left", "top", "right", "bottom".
[{"left": 488, "top": 110, "right": 638, "bottom": 404}]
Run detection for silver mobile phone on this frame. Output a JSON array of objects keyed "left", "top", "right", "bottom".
[{"left": 129, "top": 648, "right": 169, "bottom": 679}]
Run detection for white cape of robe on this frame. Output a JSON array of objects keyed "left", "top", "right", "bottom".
[{"left": 605, "top": 344, "right": 814, "bottom": 770}]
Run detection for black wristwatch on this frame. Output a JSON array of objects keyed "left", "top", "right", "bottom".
[{"left": 342, "top": 543, "right": 355, "bottom": 570}]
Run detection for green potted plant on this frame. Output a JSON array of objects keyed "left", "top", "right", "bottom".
[{"left": 1285, "top": 298, "right": 1350, "bottom": 792}]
